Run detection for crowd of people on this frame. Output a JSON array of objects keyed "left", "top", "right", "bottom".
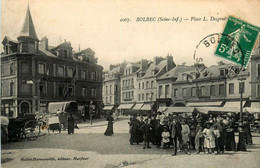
[{"left": 128, "top": 112, "right": 253, "bottom": 156}]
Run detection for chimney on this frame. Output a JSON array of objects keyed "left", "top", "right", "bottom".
[
  {"left": 79, "top": 44, "right": 81, "bottom": 51},
  {"left": 166, "top": 54, "right": 175, "bottom": 72},
  {"left": 141, "top": 59, "right": 149, "bottom": 70},
  {"left": 39, "top": 37, "right": 48, "bottom": 50}
]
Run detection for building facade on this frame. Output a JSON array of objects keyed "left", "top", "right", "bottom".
[{"left": 1, "top": 6, "right": 103, "bottom": 118}]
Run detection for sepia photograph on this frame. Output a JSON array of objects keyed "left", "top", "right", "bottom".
[{"left": 1, "top": 0, "right": 260, "bottom": 167}]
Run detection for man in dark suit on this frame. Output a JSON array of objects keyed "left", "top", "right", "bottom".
[{"left": 171, "top": 116, "right": 182, "bottom": 156}]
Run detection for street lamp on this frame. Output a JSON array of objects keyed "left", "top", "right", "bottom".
[{"left": 237, "top": 77, "right": 247, "bottom": 151}]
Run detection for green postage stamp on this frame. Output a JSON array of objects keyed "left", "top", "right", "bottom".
[{"left": 215, "top": 16, "right": 260, "bottom": 67}]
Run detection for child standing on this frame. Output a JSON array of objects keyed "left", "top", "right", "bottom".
[
  {"left": 161, "top": 126, "right": 170, "bottom": 149},
  {"left": 195, "top": 125, "right": 204, "bottom": 154},
  {"left": 181, "top": 120, "right": 190, "bottom": 155},
  {"left": 203, "top": 122, "right": 215, "bottom": 154}
]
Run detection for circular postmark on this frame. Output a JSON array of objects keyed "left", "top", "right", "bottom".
[{"left": 193, "top": 33, "right": 245, "bottom": 79}]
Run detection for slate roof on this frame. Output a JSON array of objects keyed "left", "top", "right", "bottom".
[
  {"left": 157, "top": 65, "right": 196, "bottom": 80},
  {"left": 18, "top": 5, "right": 38, "bottom": 40},
  {"left": 142, "top": 60, "right": 166, "bottom": 78}
]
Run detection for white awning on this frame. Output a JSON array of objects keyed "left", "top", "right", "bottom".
[
  {"left": 118, "top": 103, "right": 134, "bottom": 110},
  {"left": 48, "top": 102, "right": 70, "bottom": 114},
  {"left": 224, "top": 101, "right": 247, "bottom": 108},
  {"left": 164, "top": 107, "right": 195, "bottom": 114},
  {"left": 103, "top": 105, "right": 114, "bottom": 110},
  {"left": 195, "top": 107, "right": 240, "bottom": 114},
  {"left": 244, "top": 102, "right": 260, "bottom": 113},
  {"left": 158, "top": 106, "right": 168, "bottom": 112},
  {"left": 132, "top": 103, "right": 144, "bottom": 110},
  {"left": 186, "top": 101, "right": 223, "bottom": 107},
  {"left": 141, "top": 104, "right": 151, "bottom": 110}
]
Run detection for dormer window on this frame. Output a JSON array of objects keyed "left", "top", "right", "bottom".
[
  {"left": 182, "top": 74, "right": 188, "bottom": 80},
  {"left": 220, "top": 69, "right": 228, "bottom": 76},
  {"left": 86, "top": 56, "right": 90, "bottom": 63},
  {"left": 5, "top": 45, "right": 9, "bottom": 55},
  {"left": 191, "top": 73, "right": 197, "bottom": 79},
  {"left": 21, "top": 43, "right": 28, "bottom": 53}
]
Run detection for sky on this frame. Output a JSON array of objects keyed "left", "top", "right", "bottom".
[{"left": 1, "top": 0, "right": 260, "bottom": 70}]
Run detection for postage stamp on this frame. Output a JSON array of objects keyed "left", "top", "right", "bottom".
[{"left": 215, "top": 16, "right": 260, "bottom": 67}]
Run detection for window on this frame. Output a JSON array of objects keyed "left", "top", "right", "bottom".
[
  {"left": 151, "top": 92, "right": 154, "bottom": 100},
  {"left": 191, "top": 73, "right": 197, "bottom": 79},
  {"left": 106, "top": 97, "right": 108, "bottom": 104},
  {"left": 191, "top": 87, "right": 196, "bottom": 97},
  {"left": 21, "top": 43, "right": 28, "bottom": 53},
  {"left": 106, "top": 86, "right": 108, "bottom": 94},
  {"left": 21, "top": 81, "right": 31, "bottom": 95},
  {"left": 138, "top": 94, "right": 141, "bottom": 101},
  {"left": 123, "top": 92, "right": 125, "bottom": 99},
  {"left": 182, "top": 74, "right": 187, "bottom": 80},
  {"left": 131, "top": 79, "right": 134, "bottom": 87},
  {"left": 132, "top": 91, "right": 134, "bottom": 98},
  {"left": 58, "top": 84, "right": 65, "bottom": 97},
  {"left": 182, "top": 88, "right": 187, "bottom": 97},
  {"left": 5, "top": 45, "right": 8, "bottom": 55},
  {"left": 81, "top": 70, "right": 86, "bottom": 79},
  {"left": 10, "top": 63, "right": 14, "bottom": 75},
  {"left": 146, "top": 81, "right": 149, "bottom": 89},
  {"left": 219, "top": 84, "right": 225, "bottom": 95},
  {"left": 220, "top": 69, "right": 228, "bottom": 76},
  {"left": 38, "top": 63, "right": 45, "bottom": 75},
  {"left": 91, "top": 72, "right": 96, "bottom": 80},
  {"left": 68, "top": 86, "right": 74, "bottom": 96},
  {"left": 86, "top": 56, "right": 90, "bottom": 63},
  {"left": 67, "top": 68, "right": 73, "bottom": 78},
  {"left": 82, "top": 87, "right": 87, "bottom": 97},
  {"left": 21, "top": 62, "right": 30, "bottom": 74},
  {"left": 139, "top": 83, "right": 141, "bottom": 90},
  {"left": 1, "top": 82, "right": 3, "bottom": 96},
  {"left": 258, "top": 64, "right": 260, "bottom": 78},
  {"left": 257, "top": 85, "right": 260, "bottom": 98},
  {"left": 210, "top": 85, "right": 215, "bottom": 96},
  {"left": 110, "top": 96, "right": 112, "bottom": 103},
  {"left": 91, "top": 89, "right": 97, "bottom": 97},
  {"left": 239, "top": 82, "right": 245, "bottom": 93},
  {"left": 58, "top": 66, "right": 65, "bottom": 77},
  {"left": 142, "top": 94, "right": 144, "bottom": 100},
  {"left": 123, "top": 80, "right": 125, "bottom": 88},
  {"left": 146, "top": 93, "right": 149, "bottom": 100},
  {"left": 115, "top": 85, "right": 118, "bottom": 92},
  {"left": 39, "top": 83, "right": 46, "bottom": 96},
  {"left": 201, "top": 86, "right": 206, "bottom": 96},
  {"left": 110, "top": 85, "right": 112, "bottom": 94},
  {"left": 165, "top": 85, "right": 170, "bottom": 98},
  {"left": 159, "top": 86, "right": 163, "bottom": 98},
  {"left": 142, "top": 82, "right": 144, "bottom": 89},
  {"left": 229, "top": 83, "right": 234, "bottom": 94},
  {"left": 10, "top": 81, "right": 14, "bottom": 96},
  {"left": 151, "top": 81, "right": 154, "bottom": 88},
  {"left": 174, "top": 89, "right": 178, "bottom": 98}
]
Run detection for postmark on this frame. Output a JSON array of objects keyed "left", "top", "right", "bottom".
[{"left": 215, "top": 16, "right": 260, "bottom": 67}]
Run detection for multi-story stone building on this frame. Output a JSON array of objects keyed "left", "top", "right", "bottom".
[
  {"left": 1, "top": 6, "right": 103, "bottom": 118},
  {"left": 134, "top": 56, "right": 176, "bottom": 112},
  {"left": 102, "top": 63, "right": 125, "bottom": 114}
]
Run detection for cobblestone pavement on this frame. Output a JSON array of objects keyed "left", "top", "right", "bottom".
[{"left": 1, "top": 116, "right": 260, "bottom": 168}]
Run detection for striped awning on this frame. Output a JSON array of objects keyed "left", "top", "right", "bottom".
[
  {"left": 244, "top": 102, "right": 260, "bottom": 113},
  {"left": 140, "top": 104, "right": 151, "bottom": 110},
  {"left": 195, "top": 107, "right": 240, "bottom": 114},
  {"left": 224, "top": 101, "right": 247, "bottom": 108},
  {"left": 132, "top": 103, "right": 144, "bottom": 110},
  {"left": 186, "top": 101, "right": 223, "bottom": 107},
  {"left": 118, "top": 103, "right": 135, "bottom": 110}
]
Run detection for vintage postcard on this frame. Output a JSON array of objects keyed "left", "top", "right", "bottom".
[{"left": 1, "top": 0, "right": 260, "bottom": 168}]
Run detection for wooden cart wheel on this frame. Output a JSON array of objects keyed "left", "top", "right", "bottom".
[{"left": 23, "top": 120, "right": 40, "bottom": 141}]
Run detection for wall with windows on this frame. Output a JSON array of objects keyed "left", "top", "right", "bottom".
[
  {"left": 250, "top": 55, "right": 260, "bottom": 100},
  {"left": 136, "top": 77, "right": 157, "bottom": 103}
]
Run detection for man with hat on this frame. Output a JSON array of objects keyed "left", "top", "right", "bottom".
[{"left": 170, "top": 115, "right": 182, "bottom": 156}]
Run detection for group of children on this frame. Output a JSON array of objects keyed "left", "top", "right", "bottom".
[{"left": 129, "top": 113, "right": 245, "bottom": 155}]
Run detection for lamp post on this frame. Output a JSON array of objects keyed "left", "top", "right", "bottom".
[{"left": 237, "top": 77, "right": 247, "bottom": 151}]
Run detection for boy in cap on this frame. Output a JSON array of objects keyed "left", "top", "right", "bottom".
[{"left": 140, "top": 118, "right": 152, "bottom": 149}]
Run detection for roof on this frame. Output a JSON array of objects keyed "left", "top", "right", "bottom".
[
  {"left": 109, "top": 66, "right": 121, "bottom": 74},
  {"left": 74, "top": 48, "right": 95, "bottom": 56},
  {"left": 18, "top": 5, "right": 38, "bottom": 40},
  {"left": 38, "top": 45, "right": 57, "bottom": 57},
  {"left": 157, "top": 65, "right": 195, "bottom": 80},
  {"left": 2, "top": 36, "right": 18, "bottom": 44},
  {"left": 142, "top": 60, "right": 166, "bottom": 78},
  {"left": 52, "top": 42, "right": 73, "bottom": 50}
]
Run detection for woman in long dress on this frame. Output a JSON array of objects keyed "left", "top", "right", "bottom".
[{"left": 104, "top": 114, "right": 114, "bottom": 136}]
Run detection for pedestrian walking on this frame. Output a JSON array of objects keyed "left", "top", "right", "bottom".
[
  {"left": 68, "top": 114, "right": 74, "bottom": 134},
  {"left": 171, "top": 116, "right": 182, "bottom": 156},
  {"left": 104, "top": 113, "right": 114, "bottom": 136}
]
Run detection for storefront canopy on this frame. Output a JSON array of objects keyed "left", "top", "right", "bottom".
[
  {"left": 117, "top": 103, "right": 134, "bottom": 110},
  {"left": 103, "top": 105, "right": 114, "bottom": 110},
  {"left": 186, "top": 101, "right": 223, "bottom": 107},
  {"left": 164, "top": 107, "right": 195, "bottom": 115},
  {"left": 224, "top": 101, "right": 247, "bottom": 108},
  {"left": 244, "top": 102, "right": 260, "bottom": 113},
  {"left": 132, "top": 103, "right": 144, "bottom": 110},
  {"left": 48, "top": 101, "right": 78, "bottom": 114},
  {"left": 195, "top": 107, "right": 241, "bottom": 114},
  {"left": 141, "top": 104, "right": 151, "bottom": 111}
]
